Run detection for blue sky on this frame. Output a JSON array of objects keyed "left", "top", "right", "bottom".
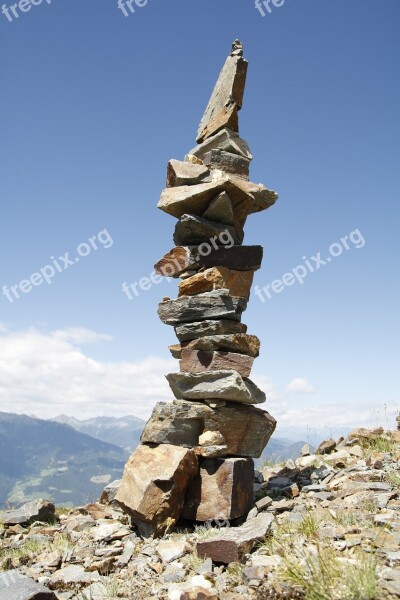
[{"left": 0, "top": 0, "right": 399, "bottom": 437}]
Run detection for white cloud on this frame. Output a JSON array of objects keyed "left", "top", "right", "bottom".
[
  {"left": 286, "top": 378, "right": 316, "bottom": 395},
  {"left": 0, "top": 326, "right": 398, "bottom": 434},
  {"left": 52, "top": 327, "right": 113, "bottom": 345},
  {"left": 0, "top": 327, "right": 174, "bottom": 421}
]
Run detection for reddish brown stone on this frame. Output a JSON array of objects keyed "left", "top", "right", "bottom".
[
  {"left": 115, "top": 444, "right": 198, "bottom": 538},
  {"left": 180, "top": 349, "right": 254, "bottom": 378},
  {"left": 182, "top": 457, "right": 254, "bottom": 522},
  {"left": 178, "top": 267, "right": 254, "bottom": 299}
]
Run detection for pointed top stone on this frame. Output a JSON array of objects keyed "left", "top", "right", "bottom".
[{"left": 197, "top": 42, "right": 248, "bottom": 144}]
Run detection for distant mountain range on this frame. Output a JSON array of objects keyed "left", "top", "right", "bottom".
[
  {"left": 52, "top": 414, "right": 145, "bottom": 453},
  {"left": 0, "top": 411, "right": 308, "bottom": 509}
]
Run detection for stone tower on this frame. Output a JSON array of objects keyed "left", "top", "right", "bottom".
[{"left": 116, "top": 41, "right": 278, "bottom": 538}]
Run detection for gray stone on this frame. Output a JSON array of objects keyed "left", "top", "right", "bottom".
[
  {"left": 166, "top": 370, "right": 266, "bottom": 405},
  {"left": 141, "top": 399, "right": 276, "bottom": 458},
  {"left": 155, "top": 245, "right": 264, "bottom": 278},
  {"left": 1, "top": 499, "right": 55, "bottom": 527},
  {"left": 197, "top": 43, "right": 248, "bottom": 143},
  {"left": 247, "top": 507, "right": 258, "bottom": 520},
  {"left": 197, "top": 513, "right": 274, "bottom": 564},
  {"left": 188, "top": 128, "right": 252, "bottom": 161},
  {"left": 156, "top": 538, "right": 190, "bottom": 563},
  {"left": 50, "top": 565, "right": 100, "bottom": 586},
  {"left": 0, "top": 571, "right": 57, "bottom": 600},
  {"left": 203, "top": 192, "right": 235, "bottom": 225},
  {"left": 158, "top": 290, "right": 247, "bottom": 326},
  {"left": 255, "top": 496, "right": 273, "bottom": 512},
  {"left": 167, "top": 160, "right": 210, "bottom": 187},
  {"left": 173, "top": 214, "right": 240, "bottom": 247},
  {"left": 203, "top": 149, "right": 250, "bottom": 179},
  {"left": 174, "top": 320, "right": 247, "bottom": 342}
]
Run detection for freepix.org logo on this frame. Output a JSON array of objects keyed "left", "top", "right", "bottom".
[
  {"left": 255, "top": 0, "right": 285, "bottom": 17},
  {"left": 1, "top": 0, "right": 54, "bottom": 23}
]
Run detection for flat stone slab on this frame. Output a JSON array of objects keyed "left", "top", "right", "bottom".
[
  {"left": 182, "top": 457, "right": 254, "bottom": 521},
  {"left": 166, "top": 370, "right": 266, "bottom": 405},
  {"left": 179, "top": 349, "right": 254, "bottom": 378},
  {"left": 174, "top": 320, "right": 247, "bottom": 342},
  {"left": 196, "top": 513, "right": 274, "bottom": 564},
  {"left": 170, "top": 333, "right": 260, "bottom": 358},
  {"left": 141, "top": 399, "right": 276, "bottom": 458},
  {"left": 155, "top": 245, "right": 263, "bottom": 278},
  {"left": 1, "top": 499, "right": 55, "bottom": 527},
  {"left": 158, "top": 290, "right": 247, "bottom": 325},
  {"left": 0, "top": 570, "right": 57, "bottom": 600},
  {"left": 157, "top": 171, "right": 278, "bottom": 224},
  {"left": 178, "top": 267, "right": 254, "bottom": 300}
]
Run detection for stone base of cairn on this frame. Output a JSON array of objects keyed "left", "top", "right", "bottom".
[{"left": 116, "top": 41, "right": 279, "bottom": 538}]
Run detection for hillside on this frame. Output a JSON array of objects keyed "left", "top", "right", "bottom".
[{"left": 0, "top": 412, "right": 127, "bottom": 508}]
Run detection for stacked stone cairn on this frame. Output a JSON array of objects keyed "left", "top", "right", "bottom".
[{"left": 116, "top": 41, "right": 279, "bottom": 538}]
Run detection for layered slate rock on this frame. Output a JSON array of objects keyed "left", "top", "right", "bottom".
[
  {"left": 182, "top": 457, "right": 254, "bottom": 521},
  {"left": 158, "top": 290, "right": 247, "bottom": 325},
  {"left": 166, "top": 371, "right": 266, "bottom": 404},
  {"left": 169, "top": 333, "right": 260, "bottom": 358},
  {"left": 115, "top": 444, "right": 198, "bottom": 538},
  {"left": 174, "top": 320, "right": 247, "bottom": 342},
  {"left": 141, "top": 400, "right": 276, "bottom": 458},
  {"left": 203, "top": 149, "right": 251, "bottom": 179}
]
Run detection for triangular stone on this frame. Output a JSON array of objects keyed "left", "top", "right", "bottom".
[
  {"left": 203, "top": 191, "right": 234, "bottom": 225},
  {"left": 197, "top": 41, "right": 248, "bottom": 143}
]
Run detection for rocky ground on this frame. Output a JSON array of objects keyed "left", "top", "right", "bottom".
[{"left": 1, "top": 426, "right": 400, "bottom": 599}]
